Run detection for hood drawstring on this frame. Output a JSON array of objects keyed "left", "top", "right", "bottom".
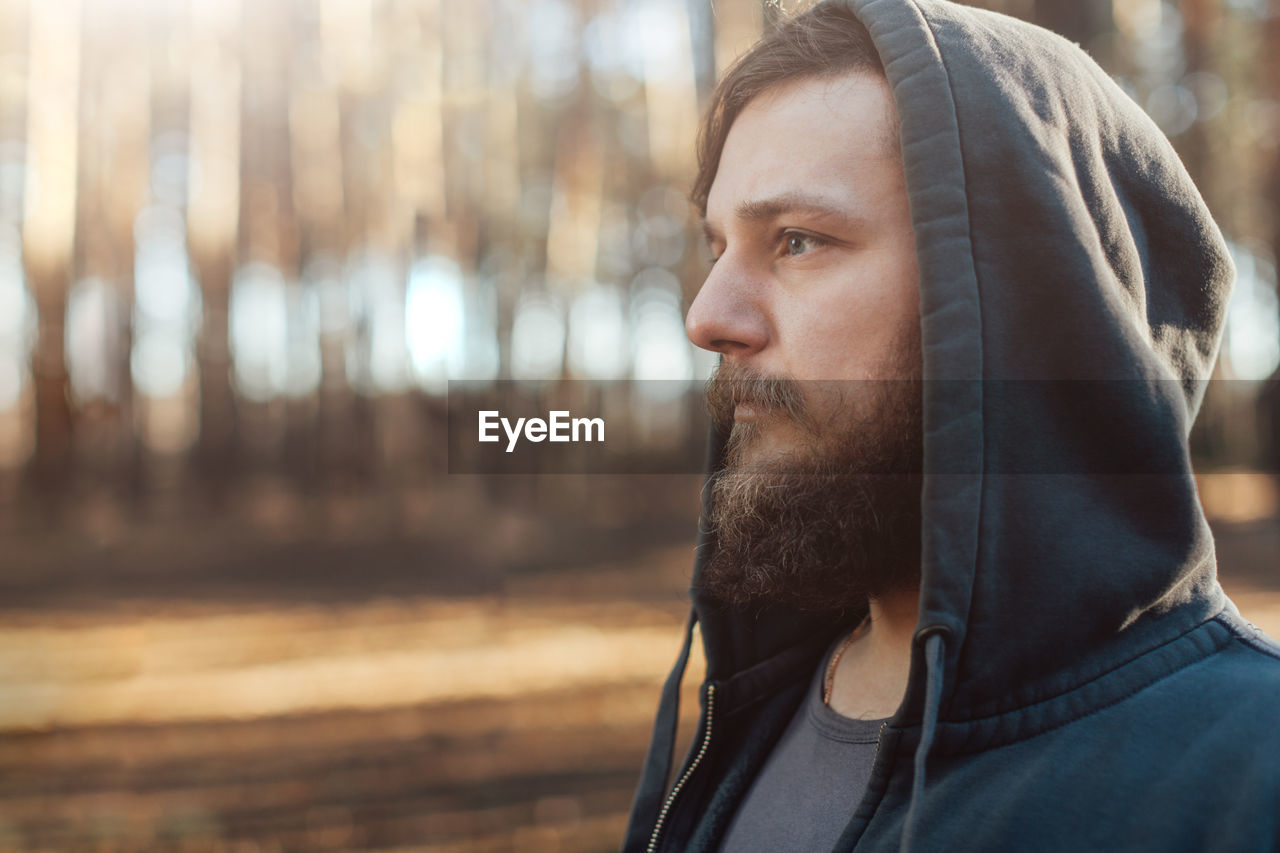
[{"left": 899, "top": 629, "right": 947, "bottom": 853}]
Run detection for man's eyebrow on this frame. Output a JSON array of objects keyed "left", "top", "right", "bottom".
[
  {"left": 735, "top": 192, "right": 866, "bottom": 225},
  {"left": 701, "top": 192, "right": 866, "bottom": 243}
]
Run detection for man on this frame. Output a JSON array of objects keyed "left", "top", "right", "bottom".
[{"left": 624, "top": 1, "right": 1280, "bottom": 852}]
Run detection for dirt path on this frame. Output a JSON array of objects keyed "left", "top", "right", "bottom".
[{"left": 1, "top": 521, "right": 1276, "bottom": 853}]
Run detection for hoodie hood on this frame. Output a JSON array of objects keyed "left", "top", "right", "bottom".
[{"left": 691, "top": 0, "right": 1233, "bottom": 727}]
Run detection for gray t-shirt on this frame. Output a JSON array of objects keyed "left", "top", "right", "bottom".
[{"left": 718, "top": 632, "right": 888, "bottom": 853}]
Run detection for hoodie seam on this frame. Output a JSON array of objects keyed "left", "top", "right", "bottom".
[
  {"left": 936, "top": 621, "right": 1232, "bottom": 756},
  {"left": 943, "top": 663, "right": 1192, "bottom": 756},
  {"left": 1226, "top": 622, "right": 1280, "bottom": 661},
  {"left": 898, "top": 0, "right": 985, "bottom": 719},
  {"left": 922, "top": 0, "right": 984, "bottom": 715},
  {"left": 949, "top": 606, "right": 1227, "bottom": 724},
  {"left": 1232, "top": 635, "right": 1280, "bottom": 662}
]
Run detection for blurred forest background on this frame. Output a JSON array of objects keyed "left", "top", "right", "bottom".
[{"left": 0, "top": 0, "right": 1278, "bottom": 850}]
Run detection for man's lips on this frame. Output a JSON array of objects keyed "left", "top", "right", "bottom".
[{"left": 733, "top": 403, "right": 767, "bottom": 423}]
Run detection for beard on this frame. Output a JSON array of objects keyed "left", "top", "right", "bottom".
[{"left": 698, "top": 358, "right": 924, "bottom": 613}]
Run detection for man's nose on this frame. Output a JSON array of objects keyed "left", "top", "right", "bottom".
[{"left": 684, "top": 260, "right": 768, "bottom": 358}]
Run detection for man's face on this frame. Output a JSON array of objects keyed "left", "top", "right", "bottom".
[{"left": 687, "top": 72, "right": 924, "bottom": 610}]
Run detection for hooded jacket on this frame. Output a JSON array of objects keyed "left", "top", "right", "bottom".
[{"left": 623, "top": 1, "right": 1280, "bottom": 851}]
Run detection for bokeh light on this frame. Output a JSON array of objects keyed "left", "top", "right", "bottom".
[
  {"left": 511, "top": 291, "right": 566, "bottom": 382},
  {"left": 0, "top": 227, "right": 35, "bottom": 413},
  {"left": 406, "top": 255, "right": 466, "bottom": 393},
  {"left": 568, "top": 283, "right": 630, "bottom": 380},
  {"left": 1226, "top": 242, "right": 1280, "bottom": 381},
  {"left": 347, "top": 251, "right": 411, "bottom": 395},
  {"left": 65, "top": 277, "right": 122, "bottom": 405},
  {"left": 630, "top": 267, "right": 692, "bottom": 395},
  {"left": 230, "top": 263, "right": 290, "bottom": 403},
  {"left": 131, "top": 206, "right": 202, "bottom": 400}
]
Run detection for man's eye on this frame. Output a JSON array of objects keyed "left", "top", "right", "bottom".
[{"left": 784, "top": 232, "right": 822, "bottom": 256}]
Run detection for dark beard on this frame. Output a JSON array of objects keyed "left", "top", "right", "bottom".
[{"left": 698, "top": 366, "right": 923, "bottom": 612}]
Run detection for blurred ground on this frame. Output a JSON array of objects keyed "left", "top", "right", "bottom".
[
  {"left": 0, "top": 481, "right": 709, "bottom": 853},
  {"left": 0, "top": 476, "right": 1277, "bottom": 853}
]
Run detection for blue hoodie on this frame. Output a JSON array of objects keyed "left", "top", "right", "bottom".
[{"left": 623, "top": 1, "right": 1280, "bottom": 851}]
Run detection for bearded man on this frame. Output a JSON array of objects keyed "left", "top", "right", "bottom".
[{"left": 624, "top": 2, "right": 1280, "bottom": 852}]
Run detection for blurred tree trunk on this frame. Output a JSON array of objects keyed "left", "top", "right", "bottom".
[
  {"left": 26, "top": 0, "right": 80, "bottom": 495},
  {"left": 1180, "top": 0, "right": 1221, "bottom": 210},
  {"left": 687, "top": 0, "right": 717, "bottom": 104},
  {"left": 1264, "top": 0, "right": 1280, "bottom": 471},
  {"left": 1031, "top": 0, "right": 1111, "bottom": 45},
  {"left": 29, "top": 265, "right": 72, "bottom": 492},
  {"left": 1269, "top": 0, "right": 1280, "bottom": 286},
  {"left": 192, "top": 251, "right": 236, "bottom": 501}
]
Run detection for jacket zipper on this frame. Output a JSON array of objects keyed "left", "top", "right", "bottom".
[
  {"left": 835, "top": 720, "right": 891, "bottom": 853},
  {"left": 647, "top": 683, "right": 716, "bottom": 853}
]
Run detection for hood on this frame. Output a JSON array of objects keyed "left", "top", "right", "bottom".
[{"left": 691, "top": 0, "right": 1234, "bottom": 725}]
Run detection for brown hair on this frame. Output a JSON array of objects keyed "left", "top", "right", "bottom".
[{"left": 691, "top": 2, "right": 886, "bottom": 217}]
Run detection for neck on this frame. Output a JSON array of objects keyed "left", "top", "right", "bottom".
[{"left": 826, "top": 585, "right": 920, "bottom": 720}]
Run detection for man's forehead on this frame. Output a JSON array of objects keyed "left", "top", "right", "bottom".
[{"left": 701, "top": 72, "right": 902, "bottom": 229}]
